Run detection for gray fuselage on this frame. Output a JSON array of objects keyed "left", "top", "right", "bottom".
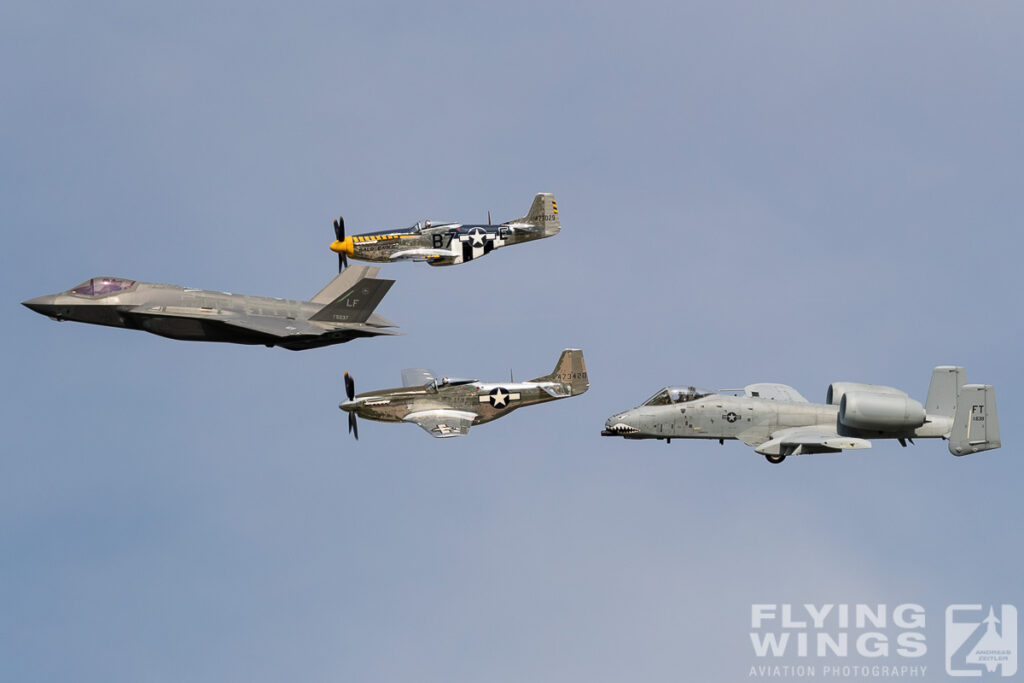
[
  {"left": 23, "top": 277, "right": 396, "bottom": 350},
  {"left": 603, "top": 394, "right": 951, "bottom": 445}
]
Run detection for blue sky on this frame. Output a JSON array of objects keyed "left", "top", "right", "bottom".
[{"left": 2, "top": 2, "right": 1022, "bottom": 681}]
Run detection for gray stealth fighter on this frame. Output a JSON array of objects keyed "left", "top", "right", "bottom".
[
  {"left": 340, "top": 349, "right": 588, "bottom": 438},
  {"left": 22, "top": 265, "right": 397, "bottom": 350},
  {"left": 602, "top": 366, "right": 1000, "bottom": 463},
  {"left": 329, "top": 193, "right": 559, "bottom": 270}
]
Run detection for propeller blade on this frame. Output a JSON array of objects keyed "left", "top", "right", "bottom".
[
  {"left": 344, "top": 371, "right": 355, "bottom": 401},
  {"left": 348, "top": 412, "right": 359, "bottom": 440},
  {"left": 334, "top": 217, "right": 348, "bottom": 272},
  {"left": 487, "top": 210, "right": 492, "bottom": 226}
]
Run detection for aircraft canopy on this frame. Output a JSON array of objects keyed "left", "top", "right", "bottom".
[
  {"left": 642, "top": 386, "right": 713, "bottom": 406},
  {"left": 69, "top": 277, "right": 136, "bottom": 297}
]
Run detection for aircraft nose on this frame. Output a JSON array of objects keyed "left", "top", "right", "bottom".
[
  {"left": 601, "top": 412, "right": 640, "bottom": 436},
  {"left": 330, "top": 237, "right": 354, "bottom": 257},
  {"left": 339, "top": 399, "right": 357, "bottom": 413},
  {"left": 22, "top": 295, "right": 59, "bottom": 316}
]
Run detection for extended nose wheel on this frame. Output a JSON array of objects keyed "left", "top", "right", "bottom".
[{"left": 765, "top": 453, "right": 786, "bottom": 464}]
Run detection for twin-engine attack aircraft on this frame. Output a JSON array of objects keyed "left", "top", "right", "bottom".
[
  {"left": 22, "top": 265, "right": 398, "bottom": 351},
  {"left": 601, "top": 366, "right": 1000, "bottom": 463},
  {"left": 329, "top": 193, "right": 559, "bottom": 270},
  {"left": 340, "top": 349, "right": 588, "bottom": 438}
]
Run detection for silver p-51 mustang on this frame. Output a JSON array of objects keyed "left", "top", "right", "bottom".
[
  {"left": 340, "top": 349, "right": 588, "bottom": 438},
  {"left": 602, "top": 366, "right": 1000, "bottom": 463}
]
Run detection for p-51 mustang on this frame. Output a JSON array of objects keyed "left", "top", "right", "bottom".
[
  {"left": 22, "top": 265, "right": 398, "bottom": 351},
  {"left": 601, "top": 366, "right": 1000, "bottom": 463},
  {"left": 329, "top": 193, "right": 559, "bottom": 270},
  {"left": 340, "top": 349, "right": 588, "bottom": 438}
]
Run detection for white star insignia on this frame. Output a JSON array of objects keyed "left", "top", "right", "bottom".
[{"left": 468, "top": 228, "right": 487, "bottom": 248}]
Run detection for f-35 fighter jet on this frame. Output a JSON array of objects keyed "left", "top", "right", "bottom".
[
  {"left": 329, "top": 193, "right": 559, "bottom": 270},
  {"left": 22, "top": 265, "right": 398, "bottom": 350},
  {"left": 602, "top": 366, "right": 1000, "bottom": 463},
  {"left": 340, "top": 349, "right": 588, "bottom": 438}
]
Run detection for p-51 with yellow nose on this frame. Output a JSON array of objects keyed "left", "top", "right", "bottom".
[
  {"left": 340, "top": 349, "right": 587, "bottom": 439},
  {"left": 329, "top": 193, "right": 559, "bottom": 271}
]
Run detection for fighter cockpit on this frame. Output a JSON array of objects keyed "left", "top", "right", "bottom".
[
  {"left": 68, "top": 277, "right": 137, "bottom": 297},
  {"left": 641, "top": 386, "right": 713, "bottom": 406},
  {"left": 423, "top": 376, "right": 476, "bottom": 393}
]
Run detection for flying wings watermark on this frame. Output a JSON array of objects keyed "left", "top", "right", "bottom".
[{"left": 745, "top": 603, "right": 1018, "bottom": 679}]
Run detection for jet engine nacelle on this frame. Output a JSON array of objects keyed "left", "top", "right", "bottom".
[
  {"left": 826, "top": 382, "right": 907, "bottom": 406},
  {"left": 839, "top": 391, "right": 926, "bottom": 431}
]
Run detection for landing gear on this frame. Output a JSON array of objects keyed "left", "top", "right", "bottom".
[{"left": 765, "top": 453, "right": 786, "bottom": 464}]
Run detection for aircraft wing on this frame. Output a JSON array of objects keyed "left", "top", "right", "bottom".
[
  {"left": 403, "top": 410, "right": 477, "bottom": 438},
  {"left": 216, "top": 316, "right": 326, "bottom": 338},
  {"left": 125, "top": 305, "right": 322, "bottom": 338},
  {"left": 755, "top": 425, "right": 872, "bottom": 456},
  {"left": 389, "top": 248, "right": 455, "bottom": 261},
  {"left": 744, "top": 383, "right": 808, "bottom": 402}
]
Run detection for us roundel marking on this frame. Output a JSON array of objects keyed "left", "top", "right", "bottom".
[
  {"left": 489, "top": 387, "right": 510, "bottom": 408},
  {"left": 467, "top": 227, "right": 487, "bottom": 248},
  {"left": 725, "top": 411, "right": 739, "bottom": 423}
]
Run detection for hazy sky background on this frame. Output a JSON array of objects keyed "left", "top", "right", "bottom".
[{"left": 2, "top": 2, "right": 1022, "bottom": 681}]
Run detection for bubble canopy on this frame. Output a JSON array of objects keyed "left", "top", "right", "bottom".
[
  {"left": 69, "top": 277, "right": 137, "bottom": 297},
  {"left": 641, "top": 386, "right": 713, "bottom": 406}
]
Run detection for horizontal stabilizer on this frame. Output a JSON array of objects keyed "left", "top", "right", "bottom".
[
  {"left": 540, "top": 384, "right": 572, "bottom": 398},
  {"left": 365, "top": 312, "right": 399, "bottom": 328}
]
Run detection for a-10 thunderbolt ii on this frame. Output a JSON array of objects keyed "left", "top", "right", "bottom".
[
  {"left": 22, "top": 265, "right": 397, "bottom": 350},
  {"left": 328, "top": 193, "right": 559, "bottom": 270},
  {"left": 339, "top": 349, "right": 588, "bottom": 438},
  {"left": 601, "top": 366, "right": 1000, "bottom": 463}
]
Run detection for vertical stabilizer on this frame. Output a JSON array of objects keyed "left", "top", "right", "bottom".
[
  {"left": 514, "top": 193, "right": 560, "bottom": 235},
  {"left": 949, "top": 384, "right": 1000, "bottom": 455},
  {"left": 311, "top": 265, "right": 381, "bottom": 305},
  {"left": 533, "top": 348, "right": 588, "bottom": 395},
  {"left": 925, "top": 366, "right": 965, "bottom": 418}
]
